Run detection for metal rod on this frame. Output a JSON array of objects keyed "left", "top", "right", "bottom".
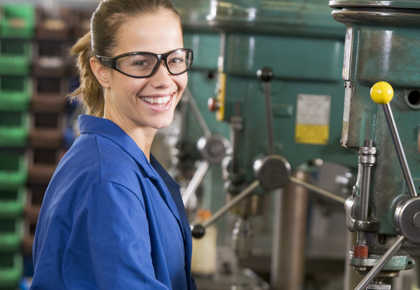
[
  {"left": 289, "top": 176, "right": 346, "bottom": 204},
  {"left": 182, "top": 160, "right": 210, "bottom": 207},
  {"left": 355, "top": 236, "right": 406, "bottom": 290},
  {"left": 201, "top": 180, "right": 260, "bottom": 228},
  {"left": 383, "top": 104, "right": 417, "bottom": 198},
  {"left": 184, "top": 88, "right": 212, "bottom": 139},
  {"left": 264, "top": 82, "right": 274, "bottom": 155},
  {"left": 177, "top": 93, "right": 189, "bottom": 151},
  {"left": 358, "top": 139, "right": 373, "bottom": 247}
]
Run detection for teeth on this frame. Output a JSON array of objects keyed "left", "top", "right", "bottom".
[{"left": 141, "top": 95, "right": 171, "bottom": 105}]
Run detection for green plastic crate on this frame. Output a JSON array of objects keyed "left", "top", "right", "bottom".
[
  {"left": 0, "top": 111, "right": 29, "bottom": 147},
  {"left": 0, "top": 40, "right": 32, "bottom": 75},
  {"left": 0, "top": 150, "right": 28, "bottom": 189},
  {"left": 0, "top": 219, "right": 23, "bottom": 252},
  {"left": 0, "top": 187, "right": 26, "bottom": 219},
  {"left": 0, "top": 76, "right": 32, "bottom": 111},
  {"left": 0, "top": 252, "right": 22, "bottom": 290},
  {"left": 0, "top": 4, "right": 35, "bottom": 39}
]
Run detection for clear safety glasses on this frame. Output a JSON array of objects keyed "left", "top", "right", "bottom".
[{"left": 96, "top": 48, "right": 194, "bottom": 78}]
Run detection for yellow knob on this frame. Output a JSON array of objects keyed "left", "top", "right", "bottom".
[{"left": 370, "top": 81, "right": 394, "bottom": 105}]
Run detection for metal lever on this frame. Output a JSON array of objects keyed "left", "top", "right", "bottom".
[
  {"left": 191, "top": 175, "right": 346, "bottom": 239},
  {"left": 371, "top": 82, "right": 417, "bottom": 198},
  {"left": 192, "top": 180, "right": 260, "bottom": 239},
  {"left": 182, "top": 160, "right": 210, "bottom": 207},
  {"left": 354, "top": 82, "right": 417, "bottom": 289},
  {"left": 257, "top": 67, "right": 275, "bottom": 155}
]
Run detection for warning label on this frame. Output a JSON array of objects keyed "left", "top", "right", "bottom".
[{"left": 295, "top": 94, "right": 331, "bottom": 145}]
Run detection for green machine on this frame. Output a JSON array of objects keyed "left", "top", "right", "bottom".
[
  {"left": 328, "top": 1, "right": 420, "bottom": 289},
  {"left": 187, "top": 0, "right": 368, "bottom": 289},
  {"left": 170, "top": 1, "right": 232, "bottom": 227}
]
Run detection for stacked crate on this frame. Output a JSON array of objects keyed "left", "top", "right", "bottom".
[
  {"left": 23, "top": 7, "right": 74, "bottom": 264},
  {"left": 0, "top": 4, "right": 35, "bottom": 290}
]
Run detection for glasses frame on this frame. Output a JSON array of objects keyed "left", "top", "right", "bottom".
[{"left": 96, "top": 48, "right": 194, "bottom": 78}]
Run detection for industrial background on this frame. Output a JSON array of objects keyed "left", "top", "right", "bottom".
[{"left": 0, "top": 0, "right": 420, "bottom": 289}]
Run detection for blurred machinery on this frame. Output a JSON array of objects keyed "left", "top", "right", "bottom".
[
  {"left": 329, "top": 1, "right": 420, "bottom": 289},
  {"left": 181, "top": 0, "right": 366, "bottom": 289}
]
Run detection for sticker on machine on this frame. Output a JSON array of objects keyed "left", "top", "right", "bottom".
[{"left": 295, "top": 94, "right": 331, "bottom": 145}]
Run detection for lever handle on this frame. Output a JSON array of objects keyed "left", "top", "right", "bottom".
[
  {"left": 257, "top": 67, "right": 275, "bottom": 155},
  {"left": 370, "top": 82, "right": 417, "bottom": 198},
  {"left": 182, "top": 160, "right": 210, "bottom": 207},
  {"left": 191, "top": 180, "right": 260, "bottom": 239}
]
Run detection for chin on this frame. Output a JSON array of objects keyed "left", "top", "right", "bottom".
[{"left": 149, "top": 116, "right": 174, "bottom": 130}]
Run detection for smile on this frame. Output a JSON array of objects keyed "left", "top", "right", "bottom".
[{"left": 140, "top": 95, "right": 171, "bottom": 106}]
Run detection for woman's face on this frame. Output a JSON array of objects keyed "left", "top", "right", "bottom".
[{"left": 103, "top": 10, "right": 187, "bottom": 131}]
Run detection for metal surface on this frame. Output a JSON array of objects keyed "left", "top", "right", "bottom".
[
  {"left": 231, "top": 218, "right": 253, "bottom": 259},
  {"left": 201, "top": 180, "right": 260, "bottom": 229},
  {"left": 182, "top": 160, "right": 210, "bottom": 207},
  {"left": 355, "top": 236, "right": 406, "bottom": 290},
  {"left": 289, "top": 176, "right": 346, "bottom": 204},
  {"left": 331, "top": 1, "right": 420, "bottom": 236},
  {"left": 394, "top": 197, "right": 420, "bottom": 245},
  {"left": 197, "top": 135, "right": 230, "bottom": 164},
  {"left": 382, "top": 103, "right": 417, "bottom": 198},
  {"left": 253, "top": 155, "right": 291, "bottom": 190},
  {"left": 272, "top": 171, "right": 310, "bottom": 290}
]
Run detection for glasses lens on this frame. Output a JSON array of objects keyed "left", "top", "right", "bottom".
[
  {"left": 166, "top": 49, "right": 192, "bottom": 74},
  {"left": 116, "top": 53, "right": 158, "bottom": 77}
]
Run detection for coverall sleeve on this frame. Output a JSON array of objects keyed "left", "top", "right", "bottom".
[{"left": 78, "top": 181, "right": 169, "bottom": 290}]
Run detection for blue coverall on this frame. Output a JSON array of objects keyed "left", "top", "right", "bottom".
[{"left": 31, "top": 115, "right": 197, "bottom": 290}]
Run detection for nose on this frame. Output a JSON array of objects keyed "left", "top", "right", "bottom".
[{"left": 150, "top": 61, "right": 173, "bottom": 89}]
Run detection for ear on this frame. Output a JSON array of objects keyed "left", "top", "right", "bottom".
[{"left": 90, "top": 57, "right": 111, "bottom": 89}]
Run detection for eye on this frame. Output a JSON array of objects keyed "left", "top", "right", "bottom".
[
  {"left": 168, "top": 57, "right": 185, "bottom": 65},
  {"left": 132, "top": 60, "right": 151, "bottom": 67}
]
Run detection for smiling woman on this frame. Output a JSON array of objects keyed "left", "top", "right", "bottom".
[{"left": 30, "top": 1, "right": 196, "bottom": 290}]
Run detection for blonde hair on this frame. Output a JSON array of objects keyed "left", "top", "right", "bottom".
[{"left": 69, "top": 0, "right": 181, "bottom": 117}]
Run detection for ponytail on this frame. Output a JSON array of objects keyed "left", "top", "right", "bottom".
[{"left": 69, "top": 31, "right": 105, "bottom": 117}]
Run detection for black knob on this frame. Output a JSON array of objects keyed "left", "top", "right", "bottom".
[
  {"left": 257, "top": 67, "right": 274, "bottom": 82},
  {"left": 192, "top": 224, "right": 206, "bottom": 239}
]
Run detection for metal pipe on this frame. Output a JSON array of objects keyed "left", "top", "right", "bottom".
[
  {"left": 264, "top": 82, "right": 274, "bottom": 155},
  {"left": 184, "top": 88, "right": 212, "bottom": 139},
  {"left": 274, "top": 171, "right": 310, "bottom": 290},
  {"left": 289, "top": 176, "right": 346, "bottom": 204},
  {"left": 182, "top": 160, "right": 209, "bottom": 207},
  {"left": 355, "top": 236, "right": 406, "bottom": 290},
  {"left": 201, "top": 180, "right": 260, "bottom": 228},
  {"left": 383, "top": 104, "right": 417, "bottom": 198}
]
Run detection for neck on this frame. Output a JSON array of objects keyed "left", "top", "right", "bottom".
[{"left": 103, "top": 103, "right": 157, "bottom": 162}]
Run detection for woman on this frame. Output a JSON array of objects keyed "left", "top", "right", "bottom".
[{"left": 31, "top": 0, "right": 196, "bottom": 289}]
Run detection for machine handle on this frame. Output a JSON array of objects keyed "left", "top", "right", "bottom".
[
  {"left": 370, "top": 82, "right": 417, "bottom": 198},
  {"left": 355, "top": 236, "right": 406, "bottom": 290},
  {"left": 191, "top": 180, "right": 260, "bottom": 239},
  {"left": 182, "top": 160, "right": 210, "bottom": 207},
  {"left": 257, "top": 67, "right": 275, "bottom": 155}
]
